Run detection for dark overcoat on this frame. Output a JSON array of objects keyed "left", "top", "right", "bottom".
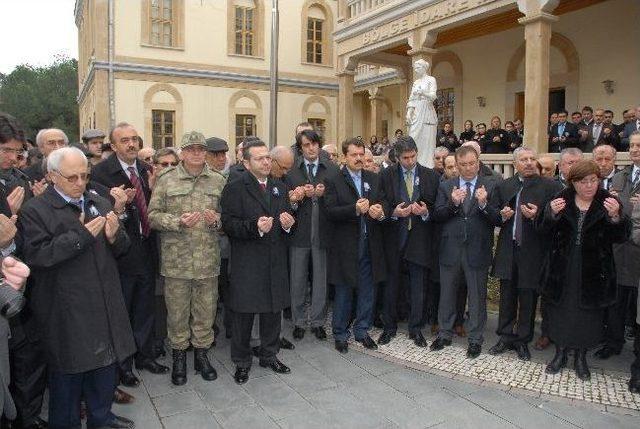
[
  {"left": 610, "top": 166, "right": 640, "bottom": 287},
  {"left": 324, "top": 168, "right": 387, "bottom": 288},
  {"left": 380, "top": 163, "right": 439, "bottom": 267},
  {"left": 17, "top": 186, "right": 135, "bottom": 374},
  {"left": 221, "top": 171, "right": 292, "bottom": 313},
  {"left": 536, "top": 187, "right": 631, "bottom": 309},
  {"left": 490, "top": 174, "right": 563, "bottom": 289},
  {"left": 284, "top": 157, "right": 339, "bottom": 249}
]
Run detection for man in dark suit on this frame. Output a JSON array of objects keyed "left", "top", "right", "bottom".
[
  {"left": 548, "top": 110, "right": 579, "bottom": 153},
  {"left": 622, "top": 106, "right": 640, "bottom": 150},
  {"left": 577, "top": 106, "right": 594, "bottom": 150},
  {"left": 0, "top": 113, "right": 48, "bottom": 429},
  {"left": 221, "top": 139, "right": 295, "bottom": 385},
  {"left": 285, "top": 130, "right": 339, "bottom": 341},
  {"left": 378, "top": 136, "right": 439, "bottom": 347},
  {"left": 91, "top": 123, "right": 169, "bottom": 388},
  {"left": 483, "top": 116, "right": 511, "bottom": 154},
  {"left": 325, "top": 138, "right": 387, "bottom": 354},
  {"left": 430, "top": 145, "right": 499, "bottom": 358},
  {"left": 487, "top": 147, "right": 563, "bottom": 361},
  {"left": 597, "top": 132, "right": 640, "bottom": 360}
]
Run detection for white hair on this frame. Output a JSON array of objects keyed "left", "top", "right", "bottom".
[
  {"left": 434, "top": 146, "right": 450, "bottom": 156},
  {"left": 36, "top": 128, "right": 69, "bottom": 148},
  {"left": 513, "top": 146, "right": 537, "bottom": 161},
  {"left": 462, "top": 140, "right": 482, "bottom": 155},
  {"left": 47, "top": 147, "right": 88, "bottom": 172}
]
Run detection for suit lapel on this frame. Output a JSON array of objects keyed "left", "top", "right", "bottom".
[{"left": 244, "top": 173, "right": 270, "bottom": 213}]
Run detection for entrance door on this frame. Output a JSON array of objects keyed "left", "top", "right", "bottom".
[{"left": 514, "top": 88, "right": 566, "bottom": 121}]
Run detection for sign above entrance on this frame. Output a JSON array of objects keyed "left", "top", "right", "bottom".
[{"left": 362, "top": 0, "right": 495, "bottom": 46}]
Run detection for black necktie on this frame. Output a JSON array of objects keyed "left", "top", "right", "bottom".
[{"left": 307, "top": 163, "right": 315, "bottom": 182}]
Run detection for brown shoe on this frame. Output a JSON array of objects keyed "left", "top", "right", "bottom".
[
  {"left": 430, "top": 324, "right": 439, "bottom": 335},
  {"left": 534, "top": 336, "right": 550, "bottom": 351},
  {"left": 454, "top": 325, "right": 467, "bottom": 337},
  {"left": 114, "top": 387, "right": 135, "bottom": 404}
]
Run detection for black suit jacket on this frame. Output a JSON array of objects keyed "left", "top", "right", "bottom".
[
  {"left": 324, "top": 168, "right": 386, "bottom": 288},
  {"left": 227, "top": 163, "right": 246, "bottom": 183},
  {"left": 221, "top": 171, "right": 292, "bottom": 313},
  {"left": 489, "top": 175, "right": 563, "bottom": 289},
  {"left": 90, "top": 153, "right": 156, "bottom": 276},
  {"left": 483, "top": 128, "right": 511, "bottom": 154},
  {"left": 433, "top": 176, "right": 498, "bottom": 269},
  {"left": 380, "top": 163, "right": 439, "bottom": 267},
  {"left": 548, "top": 122, "right": 579, "bottom": 152},
  {"left": 284, "top": 157, "right": 339, "bottom": 249}
]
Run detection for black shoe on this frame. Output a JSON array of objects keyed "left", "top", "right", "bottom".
[
  {"left": 252, "top": 346, "right": 261, "bottom": 357},
  {"left": 259, "top": 358, "right": 291, "bottom": 374},
  {"left": 409, "top": 331, "right": 427, "bottom": 348},
  {"left": 292, "top": 326, "right": 305, "bottom": 340},
  {"left": 171, "top": 349, "right": 187, "bottom": 386},
  {"left": 545, "top": 346, "right": 568, "bottom": 374},
  {"left": 488, "top": 340, "right": 511, "bottom": 356},
  {"left": 119, "top": 371, "right": 140, "bottom": 387},
  {"left": 311, "top": 326, "right": 327, "bottom": 340},
  {"left": 194, "top": 348, "right": 217, "bottom": 381},
  {"left": 279, "top": 337, "right": 295, "bottom": 350},
  {"left": 429, "top": 337, "right": 451, "bottom": 351},
  {"left": 152, "top": 341, "right": 166, "bottom": 359},
  {"left": 629, "top": 377, "right": 640, "bottom": 394},
  {"left": 99, "top": 415, "right": 135, "bottom": 429},
  {"left": 135, "top": 358, "right": 170, "bottom": 374},
  {"left": 23, "top": 417, "right": 48, "bottom": 429},
  {"left": 466, "top": 343, "right": 481, "bottom": 359},
  {"left": 356, "top": 335, "right": 378, "bottom": 350},
  {"left": 377, "top": 331, "right": 395, "bottom": 346},
  {"left": 575, "top": 349, "right": 591, "bottom": 381},
  {"left": 234, "top": 367, "right": 249, "bottom": 384},
  {"left": 515, "top": 344, "right": 531, "bottom": 361},
  {"left": 594, "top": 345, "right": 621, "bottom": 360},
  {"left": 335, "top": 340, "right": 348, "bottom": 354}
]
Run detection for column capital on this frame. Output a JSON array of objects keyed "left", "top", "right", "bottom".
[
  {"left": 407, "top": 47, "right": 438, "bottom": 57},
  {"left": 518, "top": 12, "right": 558, "bottom": 26}
]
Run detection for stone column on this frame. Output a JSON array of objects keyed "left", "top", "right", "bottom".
[
  {"left": 337, "top": 70, "right": 355, "bottom": 144},
  {"left": 518, "top": 12, "right": 558, "bottom": 153},
  {"left": 369, "top": 87, "right": 384, "bottom": 139}
]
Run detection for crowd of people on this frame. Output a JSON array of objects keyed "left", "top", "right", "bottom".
[
  {"left": 0, "top": 107, "right": 639, "bottom": 429},
  {"left": 362, "top": 105, "right": 640, "bottom": 159}
]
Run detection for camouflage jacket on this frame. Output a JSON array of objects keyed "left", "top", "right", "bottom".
[{"left": 148, "top": 163, "right": 226, "bottom": 279}]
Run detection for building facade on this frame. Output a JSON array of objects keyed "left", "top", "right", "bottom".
[
  {"left": 75, "top": 0, "right": 339, "bottom": 150},
  {"left": 336, "top": 0, "right": 639, "bottom": 153},
  {"left": 76, "top": 0, "right": 639, "bottom": 155}
]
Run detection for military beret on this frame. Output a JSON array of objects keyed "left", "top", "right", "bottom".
[
  {"left": 81, "top": 129, "right": 106, "bottom": 141},
  {"left": 205, "top": 137, "right": 229, "bottom": 153},
  {"left": 180, "top": 131, "right": 207, "bottom": 149}
]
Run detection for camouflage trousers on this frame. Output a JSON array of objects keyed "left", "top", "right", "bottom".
[{"left": 164, "top": 276, "right": 218, "bottom": 350}]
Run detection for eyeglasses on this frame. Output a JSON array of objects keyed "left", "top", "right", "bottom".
[
  {"left": 157, "top": 161, "right": 179, "bottom": 167},
  {"left": 0, "top": 147, "right": 24, "bottom": 155},
  {"left": 55, "top": 171, "right": 91, "bottom": 183}
]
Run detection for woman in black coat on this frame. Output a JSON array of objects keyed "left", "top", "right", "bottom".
[
  {"left": 536, "top": 160, "right": 630, "bottom": 380},
  {"left": 459, "top": 120, "right": 475, "bottom": 143}
]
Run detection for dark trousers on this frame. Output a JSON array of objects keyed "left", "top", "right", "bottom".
[
  {"left": 605, "top": 284, "right": 638, "bottom": 351},
  {"left": 230, "top": 311, "right": 281, "bottom": 369},
  {"left": 8, "top": 320, "right": 47, "bottom": 426},
  {"left": 632, "top": 324, "right": 640, "bottom": 380},
  {"left": 496, "top": 248, "right": 538, "bottom": 345},
  {"left": 219, "top": 258, "right": 232, "bottom": 334},
  {"left": 119, "top": 270, "right": 155, "bottom": 372},
  {"left": 48, "top": 363, "right": 116, "bottom": 429},
  {"left": 333, "top": 236, "right": 375, "bottom": 342},
  {"left": 423, "top": 272, "right": 466, "bottom": 327},
  {"left": 382, "top": 256, "right": 424, "bottom": 336}
]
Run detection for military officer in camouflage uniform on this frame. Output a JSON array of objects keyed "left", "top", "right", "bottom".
[{"left": 148, "top": 131, "right": 226, "bottom": 386}]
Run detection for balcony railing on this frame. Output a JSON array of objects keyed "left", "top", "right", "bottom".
[{"left": 346, "top": 0, "right": 394, "bottom": 20}]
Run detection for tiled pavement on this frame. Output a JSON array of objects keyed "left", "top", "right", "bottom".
[{"left": 108, "top": 315, "right": 640, "bottom": 429}]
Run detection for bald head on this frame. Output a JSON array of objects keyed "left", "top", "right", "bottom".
[{"left": 269, "top": 146, "right": 294, "bottom": 178}]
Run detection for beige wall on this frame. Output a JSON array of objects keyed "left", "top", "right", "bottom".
[
  {"left": 114, "top": 78, "right": 336, "bottom": 148},
  {"left": 350, "top": 0, "right": 639, "bottom": 136}
]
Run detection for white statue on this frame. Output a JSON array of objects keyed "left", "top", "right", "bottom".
[{"left": 406, "top": 59, "right": 438, "bottom": 168}]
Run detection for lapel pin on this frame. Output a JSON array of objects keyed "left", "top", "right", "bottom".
[{"left": 272, "top": 187, "right": 280, "bottom": 197}]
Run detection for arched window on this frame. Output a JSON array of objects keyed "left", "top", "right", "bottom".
[
  {"left": 301, "top": 1, "right": 334, "bottom": 67},
  {"left": 228, "top": 0, "right": 264, "bottom": 58}
]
